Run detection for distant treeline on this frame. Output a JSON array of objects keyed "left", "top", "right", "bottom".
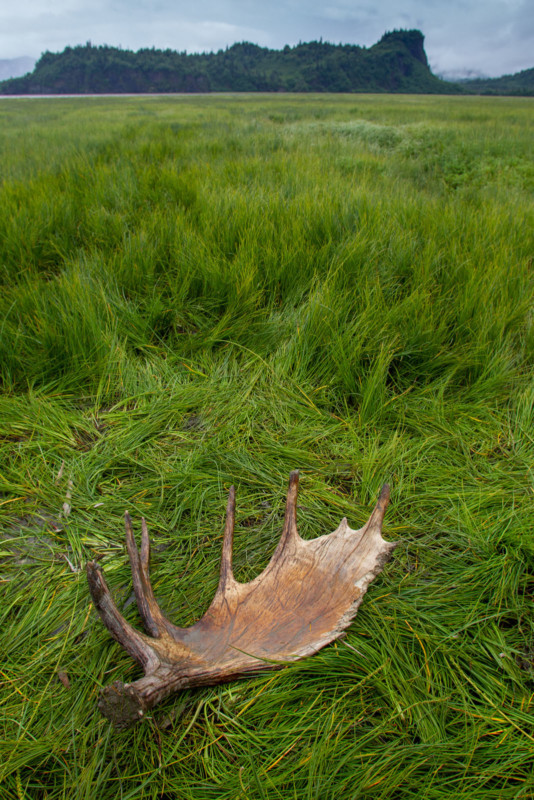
[{"left": 0, "top": 29, "right": 532, "bottom": 95}]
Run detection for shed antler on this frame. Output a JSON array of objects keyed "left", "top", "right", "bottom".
[{"left": 87, "top": 472, "right": 395, "bottom": 727}]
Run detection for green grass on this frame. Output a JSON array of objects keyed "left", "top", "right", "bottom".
[{"left": 0, "top": 93, "right": 533, "bottom": 799}]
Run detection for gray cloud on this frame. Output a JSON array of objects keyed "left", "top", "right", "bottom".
[{"left": 0, "top": 0, "right": 532, "bottom": 77}]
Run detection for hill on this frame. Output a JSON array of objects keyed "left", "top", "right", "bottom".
[
  {"left": 461, "top": 66, "right": 534, "bottom": 96},
  {"left": 0, "top": 30, "right": 460, "bottom": 95}
]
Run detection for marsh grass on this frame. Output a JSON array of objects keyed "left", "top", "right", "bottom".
[{"left": 0, "top": 93, "right": 533, "bottom": 799}]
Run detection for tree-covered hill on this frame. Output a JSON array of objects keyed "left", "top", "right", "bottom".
[
  {"left": 0, "top": 30, "right": 461, "bottom": 95},
  {"left": 461, "top": 66, "right": 534, "bottom": 96}
]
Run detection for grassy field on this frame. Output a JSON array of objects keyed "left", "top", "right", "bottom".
[{"left": 0, "top": 93, "right": 533, "bottom": 799}]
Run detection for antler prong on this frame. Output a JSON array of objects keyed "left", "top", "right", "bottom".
[
  {"left": 272, "top": 470, "right": 300, "bottom": 559},
  {"left": 140, "top": 517, "right": 150, "bottom": 571},
  {"left": 86, "top": 561, "right": 159, "bottom": 673},
  {"left": 364, "top": 483, "right": 391, "bottom": 533},
  {"left": 217, "top": 486, "right": 236, "bottom": 592},
  {"left": 124, "top": 512, "right": 172, "bottom": 639}
]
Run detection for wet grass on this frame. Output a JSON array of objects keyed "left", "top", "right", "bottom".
[{"left": 0, "top": 93, "right": 533, "bottom": 799}]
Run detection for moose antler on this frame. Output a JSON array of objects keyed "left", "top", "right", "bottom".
[{"left": 87, "top": 472, "right": 395, "bottom": 727}]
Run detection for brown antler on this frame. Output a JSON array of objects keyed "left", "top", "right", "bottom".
[{"left": 87, "top": 472, "right": 396, "bottom": 727}]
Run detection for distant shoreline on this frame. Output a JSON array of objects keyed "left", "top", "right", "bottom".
[
  {"left": 1, "top": 92, "right": 532, "bottom": 101},
  {"left": 0, "top": 92, "right": 216, "bottom": 99}
]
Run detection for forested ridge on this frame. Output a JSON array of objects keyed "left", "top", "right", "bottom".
[
  {"left": 2, "top": 28, "right": 532, "bottom": 95},
  {"left": 460, "top": 66, "right": 534, "bottom": 96},
  {"left": 0, "top": 30, "right": 459, "bottom": 94}
]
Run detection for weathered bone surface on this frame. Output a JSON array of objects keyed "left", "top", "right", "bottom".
[{"left": 87, "top": 472, "right": 395, "bottom": 727}]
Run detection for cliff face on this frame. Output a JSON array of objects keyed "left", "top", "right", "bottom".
[
  {"left": 0, "top": 30, "right": 457, "bottom": 95},
  {"left": 376, "top": 30, "right": 429, "bottom": 68}
]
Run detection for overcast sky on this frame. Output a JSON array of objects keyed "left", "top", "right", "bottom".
[{"left": 1, "top": 0, "right": 532, "bottom": 78}]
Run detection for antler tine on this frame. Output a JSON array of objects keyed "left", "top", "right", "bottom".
[
  {"left": 124, "top": 512, "right": 171, "bottom": 639},
  {"left": 216, "top": 486, "right": 236, "bottom": 592},
  {"left": 86, "top": 561, "right": 158, "bottom": 673},
  {"left": 271, "top": 470, "right": 300, "bottom": 560},
  {"left": 363, "top": 483, "right": 391, "bottom": 534},
  {"left": 140, "top": 517, "right": 150, "bottom": 572},
  {"left": 283, "top": 469, "right": 300, "bottom": 538}
]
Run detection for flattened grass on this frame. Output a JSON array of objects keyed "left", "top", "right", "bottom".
[{"left": 0, "top": 94, "right": 533, "bottom": 799}]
